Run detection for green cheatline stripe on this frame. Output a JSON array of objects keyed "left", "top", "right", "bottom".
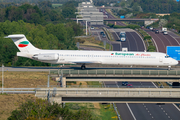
[{"left": 19, "top": 41, "right": 29, "bottom": 45}]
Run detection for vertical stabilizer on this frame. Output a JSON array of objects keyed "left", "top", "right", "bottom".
[{"left": 5, "top": 34, "right": 39, "bottom": 52}]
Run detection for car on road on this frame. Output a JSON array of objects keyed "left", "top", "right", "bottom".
[
  {"left": 90, "top": 26, "right": 94, "bottom": 30},
  {"left": 163, "top": 31, "right": 168, "bottom": 35},
  {"left": 152, "top": 28, "right": 156, "bottom": 31},
  {"left": 127, "top": 84, "right": 133, "bottom": 88},
  {"left": 146, "top": 26, "right": 150, "bottom": 29},
  {"left": 102, "top": 34, "right": 106, "bottom": 38},
  {"left": 122, "top": 82, "right": 128, "bottom": 86},
  {"left": 149, "top": 27, "right": 153, "bottom": 30},
  {"left": 155, "top": 30, "right": 159, "bottom": 34},
  {"left": 100, "top": 31, "right": 104, "bottom": 35}
]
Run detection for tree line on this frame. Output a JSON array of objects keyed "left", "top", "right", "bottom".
[
  {"left": 134, "top": 0, "right": 180, "bottom": 13},
  {"left": 0, "top": 1, "right": 83, "bottom": 66},
  {"left": 0, "top": 1, "right": 78, "bottom": 24}
]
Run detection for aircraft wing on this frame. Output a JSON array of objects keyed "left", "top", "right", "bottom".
[{"left": 69, "top": 61, "right": 102, "bottom": 64}]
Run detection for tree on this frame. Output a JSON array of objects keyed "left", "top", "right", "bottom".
[{"left": 8, "top": 99, "right": 93, "bottom": 120}]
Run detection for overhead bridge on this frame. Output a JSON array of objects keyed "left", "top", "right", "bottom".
[
  {"left": 50, "top": 69, "right": 180, "bottom": 83},
  {"left": 35, "top": 88, "right": 180, "bottom": 103}
]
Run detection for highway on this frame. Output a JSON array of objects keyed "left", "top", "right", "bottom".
[
  {"left": 145, "top": 29, "right": 180, "bottom": 53},
  {"left": 106, "top": 28, "right": 180, "bottom": 120},
  {"left": 101, "top": 8, "right": 126, "bottom": 26},
  {"left": 111, "top": 29, "right": 145, "bottom": 51}
]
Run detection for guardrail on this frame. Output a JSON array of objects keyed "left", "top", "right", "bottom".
[
  {"left": 50, "top": 69, "right": 180, "bottom": 76},
  {"left": 103, "top": 27, "right": 114, "bottom": 41},
  {"left": 0, "top": 88, "right": 36, "bottom": 94},
  {"left": 113, "top": 103, "right": 121, "bottom": 120},
  {"left": 35, "top": 88, "right": 180, "bottom": 98},
  {"left": 0, "top": 88, "right": 36, "bottom": 91},
  {"left": 37, "top": 85, "right": 180, "bottom": 88}
]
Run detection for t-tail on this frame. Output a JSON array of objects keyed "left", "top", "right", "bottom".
[{"left": 5, "top": 34, "right": 39, "bottom": 52}]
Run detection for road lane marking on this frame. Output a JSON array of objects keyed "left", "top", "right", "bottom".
[
  {"left": 151, "top": 82, "right": 158, "bottom": 88},
  {"left": 129, "top": 32, "right": 139, "bottom": 51},
  {"left": 168, "top": 32, "right": 180, "bottom": 45},
  {"left": 146, "top": 31, "right": 159, "bottom": 52},
  {"left": 95, "top": 29, "right": 101, "bottom": 41},
  {"left": 134, "top": 30, "right": 146, "bottom": 51},
  {"left": 126, "top": 103, "right": 136, "bottom": 120},
  {"left": 112, "top": 29, "right": 122, "bottom": 47},
  {"left": 115, "top": 81, "right": 119, "bottom": 88},
  {"left": 172, "top": 103, "right": 180, "bottom": 111}
]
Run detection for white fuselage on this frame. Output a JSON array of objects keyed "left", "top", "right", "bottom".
[{"left": 19, "top": 50, "right": 178, "bottom": 66}]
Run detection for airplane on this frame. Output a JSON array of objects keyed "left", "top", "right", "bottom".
[{"left": 5, "top": 34, "right": 178, "bottom": 69}]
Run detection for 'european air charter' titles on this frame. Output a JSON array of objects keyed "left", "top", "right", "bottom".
[{"left": 111, "top": 52, "right": 151, "bottom": 56}]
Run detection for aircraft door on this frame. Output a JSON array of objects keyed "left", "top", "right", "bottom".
[{"left": 159, "top": 56, "right": 163, "bottom": 62}]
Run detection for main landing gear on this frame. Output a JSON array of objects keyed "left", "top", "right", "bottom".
[
  {"left": 168, "top": 66, "right": 171, "bottom": 70},
  {"left": 81, "top": 64, "right": 86, "bottom": 70}
]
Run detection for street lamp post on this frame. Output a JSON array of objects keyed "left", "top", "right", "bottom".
[{"left": 2, "top": 64, "right": 4, "bottom": 93}]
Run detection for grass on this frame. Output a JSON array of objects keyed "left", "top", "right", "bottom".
[
  {"left": 0, "top": 71, "right": 57, "bottom": 88},
  {"left": 52, "top": 4, "right": 62, "bottom": 8},
  {"left": 65, "top": 103, "right": 117, "bottom": 120},
  {"left": 87, "top": 81, "right": 101, "bottom": 86},
  {"left": 0, "top": 71, "right": 118, "bottom": 119},
  {"left": 155, "top": 82, "right": 169, "bottom": 87},
  {"left": 75, "top": 36, "right": 112, "bottom": 51},
  {"left": 0, "top": 71, "right": 58, "bottom": 120},
  {"left": 0, "top": 94, "right": 36, "bottom": 120},
  {"left": 99, "top": 104, "right": 117, "bottom": 120}
]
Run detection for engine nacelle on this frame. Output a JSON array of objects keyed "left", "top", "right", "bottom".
[{"left": 33, "top": 53, "right": 59, "bottom": 61}]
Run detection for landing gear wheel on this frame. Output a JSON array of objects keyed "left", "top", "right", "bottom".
[
  {"left": 168, "top": 66, "right": 171, "bottom": 70},
  {"left": 81, "top": 65, "right": 86, "bottom": 70}
]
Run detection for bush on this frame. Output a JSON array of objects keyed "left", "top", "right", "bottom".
[
  {"left": 127, "top": 24, "right": 140, "bottom": 29},
  {"left": 113, "top": 25, "right": 125, "bottom": 28},
  {"left": 148, "top": 45, "right": 156, "bottom": 52},
  {"left": 8, "top": 99, "right": 93, "bottom": 120},
  {"left": 107, "top": 23, "right": 114, "bottom": 27},
  {"left": 144, "top": 36, "right": 152, "bottom": 40}
]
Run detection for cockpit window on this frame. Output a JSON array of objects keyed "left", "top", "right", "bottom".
[{"left": 165, "top": 55, "right": 170, "bottom": 58}]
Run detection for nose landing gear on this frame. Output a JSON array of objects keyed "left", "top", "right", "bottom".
[
  {"left": 81, "top": 64, "right": 86, "bottom": 70},
  {"left": 168, "top": 66, "right": 171, "bottom": 70}
]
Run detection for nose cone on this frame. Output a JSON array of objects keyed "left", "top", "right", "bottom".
[{"left": 173, "top": 59, "right": 178, "bottom": 65}]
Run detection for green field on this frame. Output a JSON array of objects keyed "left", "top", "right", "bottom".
[
  {"left": 66, "top": 103, "right": 117, "bottom": 120},
  {"left": 52, "top": 4, "right": 62, "bottom": 7}
]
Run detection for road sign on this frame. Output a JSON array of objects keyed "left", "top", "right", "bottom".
[{"left": 167, "top": 46, "right": 180, "bottom": 60}]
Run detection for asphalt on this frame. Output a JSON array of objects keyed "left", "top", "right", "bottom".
[
  {"left": 106, "top": 28, "right": 180, "bottom": 120},
  {"left": 102, "top": 9, "right": 126, "bottom": 26},
  {"left": 145, "top": 29, "right": 180, "bottom": 53}
]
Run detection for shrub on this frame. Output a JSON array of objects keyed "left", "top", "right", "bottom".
[
  {"left": 144, "top": 36, "right": 152, "bottom": 40},
  {"left": 8, "top": 99, "right": 93, "bottom": 120},
  {"left": 107, "top": 23, "right": 114, "bottom": 27}
]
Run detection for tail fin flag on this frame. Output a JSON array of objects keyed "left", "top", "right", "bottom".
[{"left": 5, "top": 34, "right": 39, "bottom": 52}]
